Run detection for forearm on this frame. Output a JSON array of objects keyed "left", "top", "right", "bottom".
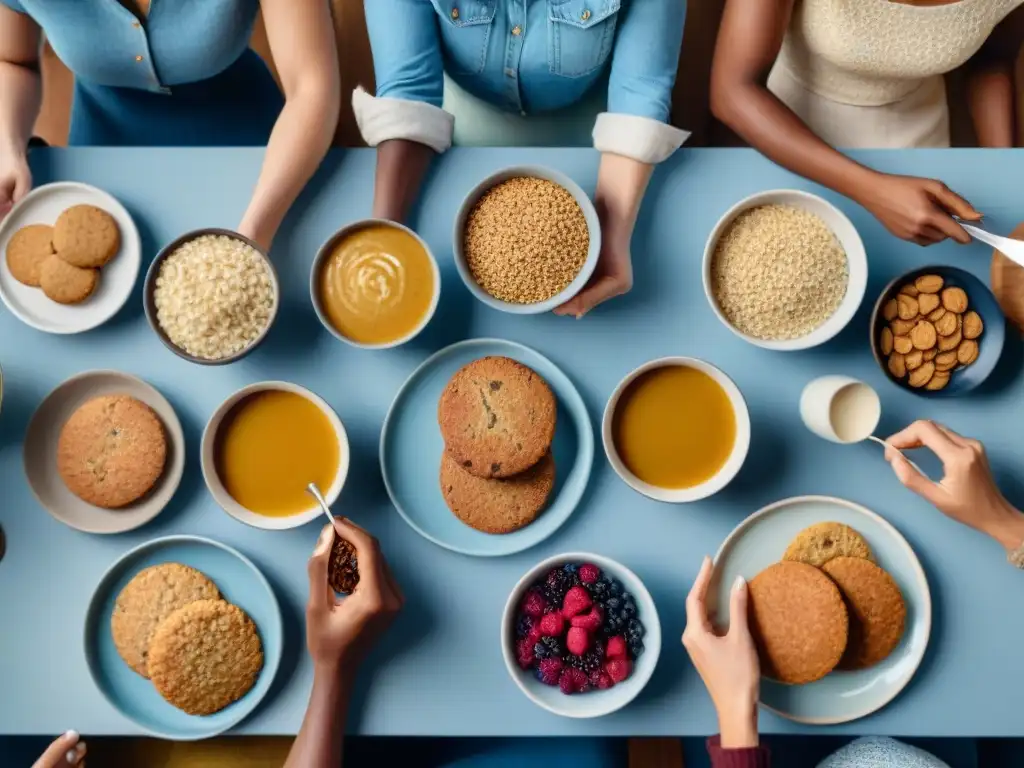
[
  {"left": 594, "top": 153, "right": 653, "bottom": 248},
  {"left": 967, "top": 62, "right": 1016, "bottom": 148},
  {"left": 0, "top": 60, "right": 41, "bottom": 157},
  {"left": 983, "top": 499, "right": 1024, "bottom": 552},
  {"left": 371, "top": 139, "right": 435, "bottom": 222},
  {"left": 238, "top": 84, "right": 340, "bottom": 248},
  {"left": 719, "top": 700, "right": 759, "bottom": 748},
  {"left": 285, "top": 664, "right": 353, "bottom": 768}
]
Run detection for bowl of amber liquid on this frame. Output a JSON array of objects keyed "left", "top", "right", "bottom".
[
  {"left": 602, "top": 357, "right": 750, "bottom": 503},
  {"left": 201, "top": 382, "right": 349, "bottom": 529}
]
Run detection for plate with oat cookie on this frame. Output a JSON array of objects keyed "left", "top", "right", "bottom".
[
  {"left": 381, "top": 338, "right": 594, "bottom": 556},
  {"left": 0, "top": 182, "right": 140, "bottom": 334},
  {"left": 708, "top": 496, "right": 931, "bottom": 724},
  {"left": 84, "top": 535, "right": 282, "bottom": 740},
  {"left": 23, "top": 370, "right": 184, "bottom": 533},
  {"left": 870, "top": 266, "right": 1005, "bottom": 397}
]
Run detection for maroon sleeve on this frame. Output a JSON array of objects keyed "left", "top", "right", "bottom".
[{"left": 707, "top": 735, "right": 771, "bottom": 768}]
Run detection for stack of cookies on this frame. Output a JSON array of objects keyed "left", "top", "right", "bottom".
[
  {"left": 437, "top": 356, "right": 557, "bottom": 534},
  {"left": 747, "top": 522, "right": 906, "bottom": 685},
  {"left": 5, "top": 204, "right": 120, "bottom": 305},
  {"left": 112, "top": 563, "right": 263, "bottom": 716}
]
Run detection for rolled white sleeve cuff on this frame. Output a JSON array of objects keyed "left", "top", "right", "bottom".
[
  {"left": 352, "top": 86, "right": 455, "bottom": 153},
  {"left": 592, "top": 112, "right": 690, "bottom": 164}
]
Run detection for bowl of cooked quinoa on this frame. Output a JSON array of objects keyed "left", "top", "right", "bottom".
[
  {"left": 143, "top": 228, "right": 279, "bottom": 365},
  {"left": 702, "top": 190, "right": 867, "bottom": 351},
  {"left": 453, "top": 166, "right": 601, "bottom": 315}
]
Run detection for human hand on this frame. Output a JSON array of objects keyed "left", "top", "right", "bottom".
[
  {"left": 682, "top": 556, "right": 760, "bottom": 748},
  {"left": 856, "top": 173, "right": 981, "bottom": 246},
  {"left": 0, "top": 149, "right": 31, "bottom": 220},
  {"left": 305, "top": 518, "right": 403, "bottom": 675},
  {"left": 886, "top": 420, "right": 1024, "bottom": 551},
  {"left": 553, "top": 238, "right": 632, "bottom": 319},
  {"left": 32, "top": 731, "right": 86, "bottom": 767}
]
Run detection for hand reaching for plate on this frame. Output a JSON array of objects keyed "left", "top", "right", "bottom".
[{"left": 32, "top": 731, "right": 86, "bottom": 767}]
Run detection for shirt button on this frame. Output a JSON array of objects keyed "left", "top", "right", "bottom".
[
  {"left": 132, "top": 21, "right": 141, "bottom": 28},
  {"left": 450, "top": 7, "right": 459, "bottom": 19},
  {"left": 505, "top": 67, "right": 515, "bottom": 76},
  {"left": 581, "top": 9, "right": 591, "bottom": 20},
  {"left": 511, "top": 25, "right": 522, "bottom": 36},
  {"left": 134, "top": 55, "right": 144, "bottom": 62}
]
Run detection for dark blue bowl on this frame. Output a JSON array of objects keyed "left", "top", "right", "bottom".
[{"left": 870, "top": 265, "right": 1005, "bottom": 397}]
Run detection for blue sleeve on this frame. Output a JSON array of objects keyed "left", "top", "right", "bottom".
[
  {"left": 364, "top": 0, "right": 445, "bottom": 108},
  {"left": 606, "top": 0, "right": 686, "bottom": 122}
]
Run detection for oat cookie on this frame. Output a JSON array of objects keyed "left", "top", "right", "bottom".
[
  {"left": 957, "top": 339, "right": 979, "bottom": 366},
  {"left": 908, "top": 361, "right": 935, "bottom": 388},
  {"left": 893, "top": 335, "right": 913, "bottom": 355},
  {"left": 440, "top": 451, "right": 555, "bottom": 534},
  {"left": 941, "top": 286, "right": 968, "bottom": 313},
  {"left": 910, "top": 321, "right": 936, "bottom": 351},
  {"left": 923, "top": 348, "right": 937, "bottom": 362},
  {"left": 888, "top": 352, "right": 907, "bottom": 379},
  {"left": 914, "top": 274, "right": 944, "bottom": 293},
  {"left": 927, "top": 306, "right": 946, "bottom": 323},
  {"left": 748, "top": 561, "right": 849, "bottom": 685},
  {"left": 890, "top": 318, "right": 915, "bottom": 336},
  {"left": 783, "top": 522, "right": 873, "bottom": 568},
  {"left": 898, "top": 284, "right": 920, "bottom": 298},
  {"left": 6, "top": 224, "right": 54, "bottom": 286},
  {"left": 148, "top": 599, "right": 263, "bottom": 716},
  {"left": 904, "top": 349, "right": 923, "bottom": 371},
  {"left": 53, "top": 204, "right": 120, "bottom": 268},
  {"left": 897, "top": 294, "right": 919, "bottom": 320},
  {"left": 438, "top": 356, "right": 556, "bottom": 479},
  {"left": 934, "top": 311, "right": 959, "bottom": 337},
  {"left": 926, "top": 371, "right": 950, "bottom": 391},
  {"left": 937, "top": 327, "right": 962, "bottom": 353},
  {"left": 111, "top": 564, "right": 220, "bottom": 678},
  {"left": 917, "top": 292, "right": 940, "bottom": 316},
  {"left": 39, "top": 254, "right": 99, "bottom": 304},
  {"left": 821, "top": 557, "right": 906, "bottom": 670},
  {"left": 879, "top": 327, "right": 894, "bottom": 356},
  {"left": 882, "top": 299, "right": 898, "bottom": 322},
  {"left": 57, "top": 395, "right": 167, "bottom": 508},
  {"left": 963, "top": 311, "right": 984, "bottom": 340}
]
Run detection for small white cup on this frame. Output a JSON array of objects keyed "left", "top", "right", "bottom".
[{"left": 800, "top": 375, "right": 881, "bottom": 445}]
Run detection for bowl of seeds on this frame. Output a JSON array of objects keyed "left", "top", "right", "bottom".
[
  {"left": 702, "top": 190, "right": 867, "bottom": 351},
  {"left": 453, "top": 166, "right": 600, "bottom": 314}
]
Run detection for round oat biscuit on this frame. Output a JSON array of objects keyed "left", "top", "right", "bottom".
[
  {"left": 910, "top": 320, "right": 936, "bottom": 351},
  {"left": 39, "top": 254, "right": 99, "bottom": 304},
  {"left": 821, "top": 557, "right": 906, "bottom": 670},
  {"left": 57, "top": 395, "right": 167, "bottom": 508},
  {"left": 6, "top": 223, "right": 54, "bottom": 286},
  {"left": 748, "top": 561, "right": 849, "bottom": 685},
  {"left": 963, "top": 310, "right": 983, "bottom": 340},
  {"left": 879, "top": 327, "right": 894, "bottom": 356},
  {"left": 782, "top": 522, "right": 874, "bottom": 568},
  {"left": 147, "top": 599, "right": 263, "bottom": 716},
  {"left": 957, "top": 339, "right": 979, "bottom": 366},
  {"left": 887, "top": 352, "right": 907, "bottom": 379},
  {"left": 917, "top": 292, "right": 940, "bottom": 316},
  {"left": 111, "top": 563, "right": 221, "bottom": 678},
  {"left": 440, "top": 450, "right": 555, "bottom": 534},
  {"left": 908, "top": 361, "right": 935, "bottom": 389},
  {"left": 53, "top": 204, "right": 120, "bottom": 268},
  {"left": 438, "top": 356, "right": 556, "bottom": 479},
  {"left": 941, "top": 286, "right": 968, "bottom": 314},
  {"left": 914, "top": 274, "right": 944, "bottom": 294},
  {"left": 893, "top": 335, "right": 912, "bottom": 355}
]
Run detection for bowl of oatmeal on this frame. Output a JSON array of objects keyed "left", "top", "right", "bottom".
[
  {"left": 702, "top": 190, "right": 867, "bottom": 351},
  {"left": 143, "top": 229, "right": 279, "bottom": 365}
]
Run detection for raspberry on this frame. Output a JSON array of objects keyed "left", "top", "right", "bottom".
[
  {"left": 588, "top": 668, "right": 604, "bottom": 687},
  {"left": 605, "top": 635, "right": 628, "bottom": 661},
  {"left": 566, "top": 626, "right": 591, "bottom": 656},
  {"left": 578, "top": 564, "right": 600, "bottom": 584},
  {"left": 596, "top": 672, "right": 615, "bottom": 690},
  {"left": 562, "top": 585, "right": 592, "bottom": 618},
  {"left": 522, "top": 589, "right": 548, "bottom": 618},
  {"left": 605, "top": 658, "right": 632, "bottom": 684},
  {"left": 516, "top": 638, "right": 535, "bottom": 670},
  {"left": 536, "top": 658, "right": 563, "bottom": 686},
  {"left": 526, "top": 625, "right": 543, "bottom": 647},
  {"left": 539, "top": 612, "right": 566, "bottom": 637},
  {"left": 570, "top": 605, "right": 604, "bottom": 632},
  {"left": 558, "top": 666, "right": 589, "bottom": 695}
]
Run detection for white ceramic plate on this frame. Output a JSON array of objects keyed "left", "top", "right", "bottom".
[
  {"left": 24, "top": 371, "right": 185, "bottom": 533},
  {"left": 0, "top": 182, "right": 141, "bottom": 334},
  {"left": 710, "top": 495, "right": 931, "bottom": 724}
]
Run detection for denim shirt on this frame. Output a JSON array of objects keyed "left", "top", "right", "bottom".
[{"left": 364, "top": 0, "right": 686, "bottom": 123}]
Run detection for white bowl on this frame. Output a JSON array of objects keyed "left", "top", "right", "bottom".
[
  {"left": 201, "top": 381, "right": 349, "bottom": 530},
  {"left": 602, "top": 357, "right": 751, "bottom": 503},
  {"left": 310, "top": 218, "right": 441, "bottom": 350},
  {"left": 500, "top": 552, "right": 661, "bottom": 719},
  {"left": 453, "top": 166, "right": 601, "bottom": 314},
  {"left": 702, "top": 189, "right": 868, "bottom": 351}
]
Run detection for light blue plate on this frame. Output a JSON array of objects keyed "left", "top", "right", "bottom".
[
  {"left": 710, "top": 496, "right": 931, "bottom": 725},
  {"left": 84, "top": 535, "right": 283, "bottom": 740},
  {"left": 381, "top": 338, "right": 594, "bottom": 556}
]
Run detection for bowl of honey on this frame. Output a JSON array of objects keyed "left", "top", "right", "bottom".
[
  {"left": 602, "top": 357, "right": 750, "bottom": 503},
  {"left": 311, "top": 219, "right": 440, "bottom": 349},
  {"left": 201, "top": 381, "right": 349, "bottom": 530}
]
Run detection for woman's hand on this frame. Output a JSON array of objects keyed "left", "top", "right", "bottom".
[
  {"left": 886, "top": 420, "right": 1024, "bottom": 552},
  {"left": 553, "top": 237, "right": 633, "bottom": 319},
  {"left": 32, "top": 731, "right": 86, "bottom": 767},
  {"left": 305, "top": 518, "right": 403, "bottom": 675},
  {"left": 0, "top": 148, "right": 30, "bottom": 219},
  {"left": 856, "top": 173, "right": 981, "bottom": 246},
  {"left": 682, "top": 556, "right": 760, "bottom": 748}
]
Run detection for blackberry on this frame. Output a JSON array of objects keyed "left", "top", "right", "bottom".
[
  {"left": 543, "top": 569, "right": 571, "bottom": 604},
  {"left": 604, "top": 596, "right": 622, "bottom": 613},
  {"left": 541, "top": 636, "right": 563, "bottom": 658},
  {"left": 623, "top": 600, "right": 637, "bottom": 619},
  {"left": 609, "top": 580, "right": 623, "bottom": 596},
  {"left": 586, "top": 579, "right": 609, "bottom": 600},
  {"left": 516, "top": 616, "right": 534, "bottom": 638},
  {"left": 620, "top": 591, "right": 633, "bottom": 605},
  {"left": 627, "top": 618, "right": 644, "bottom": 639},
  {"left": 565, "top": 651, "right": 603, "bottom": 674},
  {"left": 533, "top": 641, "right": 551, "bottom": 659},
  {"left": 629, "top": 638, "right": 645, "bottom": 659}
]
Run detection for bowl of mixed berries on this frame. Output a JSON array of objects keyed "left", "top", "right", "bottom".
[{"left": 501, "top": 552, "right": 661, "bottom": 718}]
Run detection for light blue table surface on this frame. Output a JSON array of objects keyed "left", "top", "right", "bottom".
[{"left": 1, "top": 147, "right": 1023, "bottom": 738}]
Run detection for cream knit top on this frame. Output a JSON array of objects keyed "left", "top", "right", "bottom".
[{"left": 776, "top": 0, "right": 1024, "bottom": 106}]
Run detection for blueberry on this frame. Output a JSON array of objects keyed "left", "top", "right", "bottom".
[
  {"left": 516, "top": 616, "right": 533, "bottom": 637},
  {"left": 604, "top": 597, "right": 621, "bottom": 612},
  {"left": 610, "top": 580, "right": 623, "bottom": 596},
  {"left": 542, "top": 636, "right": 563, "bottom": 657},
  {"left": 534, "top": 642, "right": 550, "bottom": 659},
  {"left": 629, "top": 639, "right": 645, "bottom": 658},
  {"left": 563, "top": 563, "right": 579, "bottom": 574}
]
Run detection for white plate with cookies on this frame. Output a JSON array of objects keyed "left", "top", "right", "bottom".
[
  {"left": 23, "top": 370, "right": 185, "bottom": 533},
  {"left": 0, "top": 181, "right": 141, "bottom": 334}
]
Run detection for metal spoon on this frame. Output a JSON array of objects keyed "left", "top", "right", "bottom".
[
  {"left": 866, "top": 435, "right": 926, "bottom": 477},
  {"left": 306, "top": 482, "right": 335, "bottom": 527},
  {"left": 953, "top": 217, "right": 1024, "bottom": 270}
]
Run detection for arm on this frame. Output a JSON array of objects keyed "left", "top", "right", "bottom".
[
  {"left": 711, "top": 0, "right": 979, "bottom": 245},
  {"left": 358, "top": 0, "right": 451, "bottom": 223},
  {"left": 556, "top": 0, "right": 688, "bottom": 317},
  {"left": 965, "top": 7, "right": 1024, "bottom": 148},
  {"left": 0, "top": 2, "right": 41, "bottom": 216},
  {"left": 237, "top": 0, "right": 341, "bottom": 249}
]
